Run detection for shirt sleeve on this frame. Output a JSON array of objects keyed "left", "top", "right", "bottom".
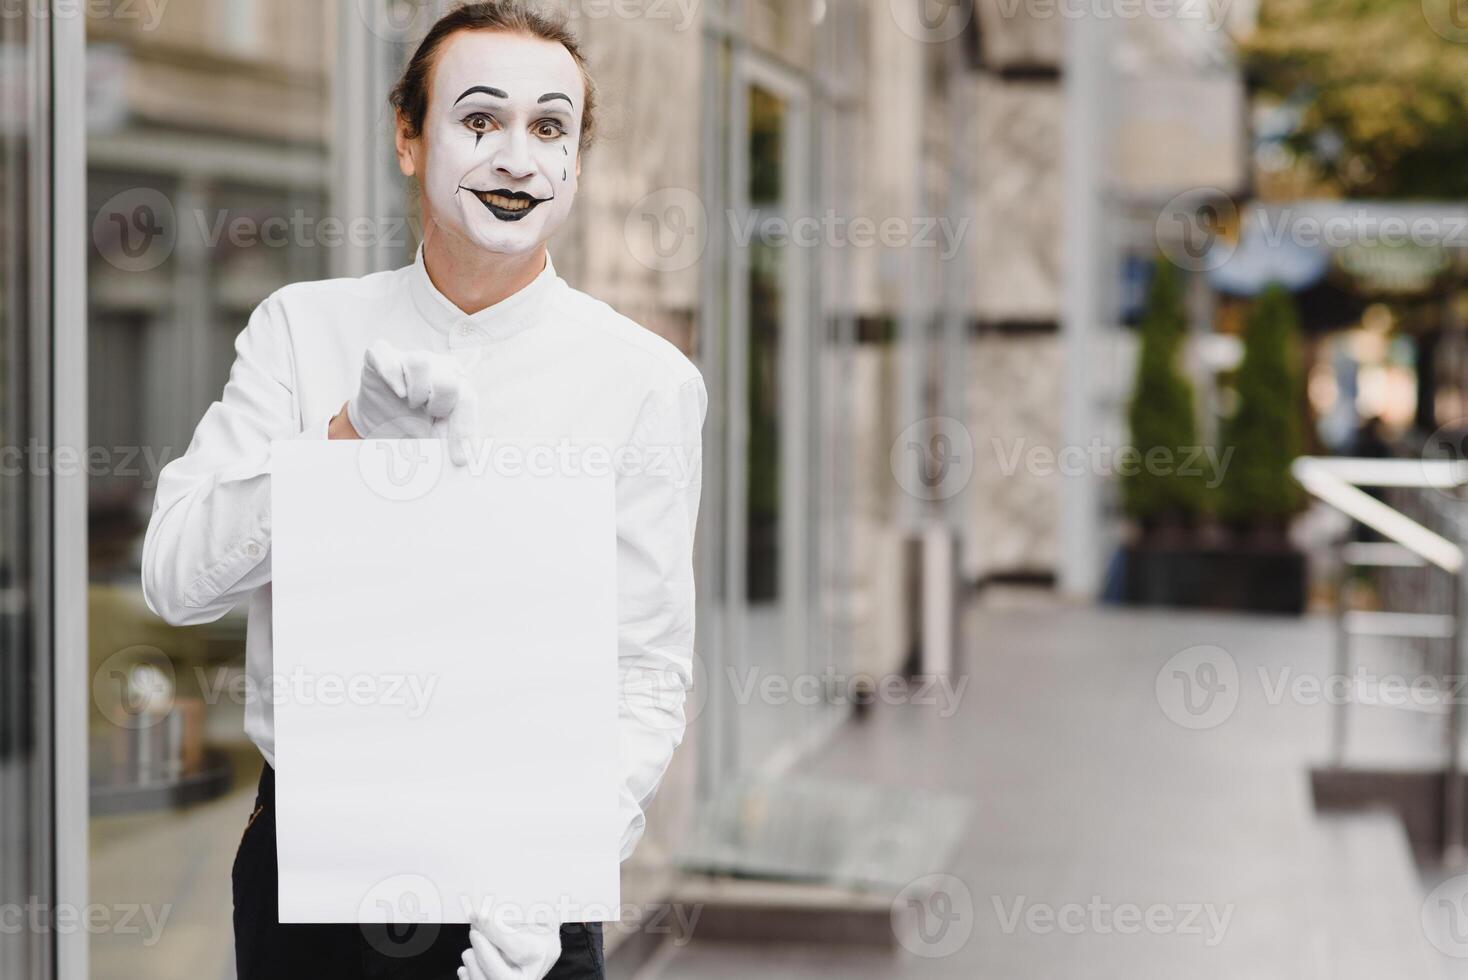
[
  {"left": 141, "top": 293, "right": 333, "bottom": 627},
  {"left": 615, "top": 371, "right": 708, "bottom": 861}
]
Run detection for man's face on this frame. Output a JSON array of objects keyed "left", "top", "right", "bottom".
[{"left": 408, "top": 31, "right": 584, "bottom": 256}]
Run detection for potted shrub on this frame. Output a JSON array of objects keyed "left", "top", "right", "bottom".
[
  {"left": 1211, "top": 283, "right": 1308, "bottom": 612},
  {"left": 1123, "top": 258, "right": 1204, "bottom": 537},
  {"left": 1217, "top": 283, "right": 1305, "bottom": 535},
  {"left": 1120, "top": 259, "right": 1210, "bottom": 606},
  {"left": 1119, "top": 269, "right": 1307, "bottom": 613}
]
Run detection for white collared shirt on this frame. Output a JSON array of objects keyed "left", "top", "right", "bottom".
[{"left": 141, "top": 249, "right": 706, "bottom": 860}]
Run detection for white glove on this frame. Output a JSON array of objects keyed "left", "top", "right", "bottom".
[
  {"left": 458, "top": 911, "right": 561, "bottom": 980},
  {"left": 345, "top": 340, "right": 477, "bottom": 466}
]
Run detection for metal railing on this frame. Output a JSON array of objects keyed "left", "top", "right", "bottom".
[{"left": 1293, "top": 456, "right": 1468, "bottom": 860}]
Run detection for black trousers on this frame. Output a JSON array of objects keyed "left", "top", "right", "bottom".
[{"left": 233, "top": 765, "right": 606, "bottom": 980}]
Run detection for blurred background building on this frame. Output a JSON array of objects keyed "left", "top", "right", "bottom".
[{"left": 12, "top": 0, "right": 1468, "bottom": 977}]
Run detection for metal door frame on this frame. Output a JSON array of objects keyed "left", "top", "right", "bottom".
[
  {"left": 53, "top": 2, "right": 89, "bottom": 978},
  {"left": 724, "top": 47, "right": 816, "bottom": 775}
]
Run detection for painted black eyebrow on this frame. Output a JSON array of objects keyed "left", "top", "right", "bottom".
[
  {"left": 538, "top": 92, "right": 574, "bottom": 108},
  {"left": 454, "top": 85, "right": 508, "bottom": 105}
]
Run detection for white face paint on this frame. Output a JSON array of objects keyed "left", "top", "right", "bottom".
[{"left": 417, "top": 31, "right": 583, "bottom": 256}]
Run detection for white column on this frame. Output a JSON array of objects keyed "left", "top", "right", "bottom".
[{"left": 1058, "top": 12, "right": 1111, "bottom": 597}]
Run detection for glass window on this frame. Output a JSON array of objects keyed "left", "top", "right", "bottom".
[
  {"left": 0, "top": 9, "right": 52, "bottom": 979},
  {"left": 729, "top": 74, "right": 833, "bottom": 776},
  {"left": 748, "top": 85, "right": 785, "bottom": 206},
  {"left": 85, "top": 4, "right": 339, "bottom": 977}
]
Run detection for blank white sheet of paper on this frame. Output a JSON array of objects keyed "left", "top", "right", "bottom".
[{"left": 270, "top": 439, "right": 621, "bottom": 925}]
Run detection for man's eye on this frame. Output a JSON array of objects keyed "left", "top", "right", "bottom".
[
  {"left": 535, "top": 120, "right": 565, "bottom": 139},
  {"left": 464, "top": 114, "right": 493, "bottom": 133}
]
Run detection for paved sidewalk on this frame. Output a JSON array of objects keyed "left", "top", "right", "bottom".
[{"left": 647, "top": 597, "right": 1441, "bottom": 979}]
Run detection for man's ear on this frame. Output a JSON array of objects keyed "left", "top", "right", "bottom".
[{"left": 394, "top": 113, "right": 418, "bottom": 178}]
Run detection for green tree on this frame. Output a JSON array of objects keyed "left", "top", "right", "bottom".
[
  {"left": 1217, "top": 284, "right": 1305, "bottom": 527},
  {"left": 1243, "top": 0, "right": 1468, "bottom": 198},
  {"left": 1125, "top": 260, "right": 1203, "bottom": 526}
]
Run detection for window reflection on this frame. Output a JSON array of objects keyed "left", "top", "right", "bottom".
[
  {"left": 86, "top": 5, "right": 336, "bottom": 978},
  {"left": 745, "top": 85, "right": 786, "bottom": 604},
  {"left": 0, "top": 9, "right": 49, "bottom": 979}
]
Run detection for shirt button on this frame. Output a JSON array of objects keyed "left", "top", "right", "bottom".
[
  {"left": 245, "top": 542, "right": 262, "bottom": 558},
  {"left": 458, "top": 323, "right": 474, "bottom": 338}
]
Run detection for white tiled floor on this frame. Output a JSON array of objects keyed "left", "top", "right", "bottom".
[{"left": 649, "top": 598, "right": 1446, "bottom": 979}]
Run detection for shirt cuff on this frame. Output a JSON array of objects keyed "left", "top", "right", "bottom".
[{"left": 295, "top": 413, "right": 334, "bottom": 441}]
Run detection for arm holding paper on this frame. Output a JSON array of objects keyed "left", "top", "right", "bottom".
[
  {"left": 142, "top": 300, "right": 474, "bottom": 627},
  {"left": 140, "top": 294, "right": 326, "bottom": 627}
]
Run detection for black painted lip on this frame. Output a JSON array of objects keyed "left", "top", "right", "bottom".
[{"left": 461, "top": 187, "right": 553, "bottom": 223}]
